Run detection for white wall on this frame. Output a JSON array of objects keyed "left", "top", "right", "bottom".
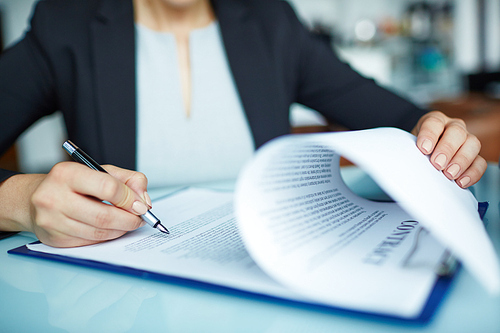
[
  {"left": 452, "top": 0, "right": 500, "bottom": 73},
  {"left": 0, "top": 0, "right": 66, "bottom": 173},
  {"left": 288, "top": 0, "right": 410, "bottom": 39},
  {"left": 453, "top": 0, "right": 481, "bottom": 73},
  {"left": 288, "top": 0, "right": 500, "bottom": 75},
  {"left": 485, "top": 0, "right": 500, "bottom": 70}
]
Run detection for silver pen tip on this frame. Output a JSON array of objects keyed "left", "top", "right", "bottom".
[{"left": 156, "top": 223, "right": 170, "bottom": 234}]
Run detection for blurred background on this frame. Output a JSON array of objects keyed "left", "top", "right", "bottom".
[{"left": 1, "top": 0, "right": 500, "bottom": 172}]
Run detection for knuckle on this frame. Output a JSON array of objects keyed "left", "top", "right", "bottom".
[
  {"left": 49, "top": 162, "right": 73, "bottom": 181},
  {"left": 94, "top": 209, "right": 113, "bottom": 228},
  {"left": 116, "top": 188, "right": 135, "bottom": 208},
  {"left": 466, "top": 169, "right": 482, "bottom": 183},
  {"left": 430, "top": 110, "right": 445, "bottom": 116},
  {"left": 49, "top": 162, "right": 66, "bottom": 174},
  {"left": 462, "top": 154, "right": 474, "bottom": 167},
  {"left": 30, "top": 190, "right": 44, "bottom": 206},
  {"left": 120, "top": 215, "right": 143, "bottom": 231},
  {"left": 460, "top": 157, "right": 474, "bottom": 170},
  {"left": 476, "top": 155, "right": 488, "bottom": 172},
  {"left": 135, "top": 172, "right": 148, "bottom": 184},
  {"left": 447, "top": 124, "right": 467, "bottom": 140},
  {"left": 424, "top": 115, "right": 445, "bottom": 127},
  {"left": 98, "top": 178, "right": 120, "bottom": 200},
  {"left": 463, "top": 156, "right": 487, "bottom": 182},
  {"left": 437, "top": 141, "right": 455, "bottom": 155},
  {"left": 449, "top": 117, "right": 466, "bottom": 128},
  {"left": 36, "top": 216, "right": 53, "bottom": 229},
  {"left": 31, "top": 190, "right": 55, "bottom": 210},
  {"left": 125, "top": 171, "right": 149, "bottom": 189},
  {"left": 426, "top": 110, "right": 442, "bottom": 119},
  {"left": 131, "top": 217, "right": 145, "bottom": 230},
  {"left": 468, "top": 134, "right": 481, "bottom": 150},
  {"left": 93, "top": 228, "right": 111, "bottom": 241}
]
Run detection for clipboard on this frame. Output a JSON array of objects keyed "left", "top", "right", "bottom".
[
  {"left": 8, "top": 202, "right": 488, "bottom": 324},
  {"left": 7, "top": 241, "right": 454, "bottom": 324}
]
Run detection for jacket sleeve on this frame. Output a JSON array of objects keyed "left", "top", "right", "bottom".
[
  {"left": 0, "top": 1, "right": 59, "bottom": 181},
  {"left": 280, "top": 1, "right": 427, "bottom": 131}
]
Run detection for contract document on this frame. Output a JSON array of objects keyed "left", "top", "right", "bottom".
[{"left": 15, "top": 127, "right": 500, "bottom": 321}]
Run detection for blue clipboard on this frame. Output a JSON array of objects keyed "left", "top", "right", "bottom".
[{"left": 8, "top": 202, "right": 489, "bottom": 325}]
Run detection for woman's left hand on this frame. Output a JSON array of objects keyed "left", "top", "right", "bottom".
[{"left": 413, "top": 110, "right": 487, "bottom": 188}]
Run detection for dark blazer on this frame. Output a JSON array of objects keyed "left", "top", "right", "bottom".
[{"left": 0, "top": 0, "right": 426, "bottom": 182}]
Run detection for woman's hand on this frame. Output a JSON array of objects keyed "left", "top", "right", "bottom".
[
  {"left": 0, "top": 162, "right": 152, "bottom": 248},
  {"left": 413, "top": 111, "right": 487, "bottom": 188}
]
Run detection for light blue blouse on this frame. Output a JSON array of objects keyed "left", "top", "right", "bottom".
[{"left": 135, "top": 22, "right": 255, "bottom": 188}]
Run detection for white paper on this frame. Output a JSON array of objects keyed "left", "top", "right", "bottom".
[
  {"left": 26, "top": 127, "right": 500, "bottom": 320},
  {"left": 235, "top": 127, "right": 500, "bottom": 309},
  {"left": 28, "top": 186, "right": 444, "bottom": 318},
  {"left": 28, "top": 188, "right": 299, "bottom": 300}
]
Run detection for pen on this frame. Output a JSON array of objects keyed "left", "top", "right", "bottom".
[{"left": 62, "top": 140, "right": 169, "bottom": 234}]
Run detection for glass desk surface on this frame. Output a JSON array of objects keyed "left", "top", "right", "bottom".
[{"left": 1, "top": 166, "right": 499, "bottom": 332}]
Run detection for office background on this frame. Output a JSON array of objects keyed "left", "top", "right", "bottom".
[
  {"left": 1, "top": 2, "right": 500, "bottom": 331},
  {"left": 1, "top": 0, "right": 500, "bottom": 172}
]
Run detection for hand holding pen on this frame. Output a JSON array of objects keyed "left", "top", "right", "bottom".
[
  {"left": 12, "top": 142, "right": 167, "bottom": 248},
  {"left": 63, "top": 141, "right": 168, "bottom": 234}
]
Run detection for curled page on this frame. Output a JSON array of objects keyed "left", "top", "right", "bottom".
[{"left": 235, "top": 127, "right": 500, "bottom": 314}]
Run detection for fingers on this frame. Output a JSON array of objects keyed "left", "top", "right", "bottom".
[
  {"left": 30, "top": 162, "right": 150, "bottom": 247},
  {"left": 33, "top": 195, "right": 145, "bottom": 247},
  {"left": 33, "top": 218, "right": 130, "bottom": 248},
  {"left": 453, "top": 155, "right": 488, "bottom": 188},
  {"left": 414, "top": 111, "right": 486, "bottom": 188},
  {"left": 415, "top": 111, "right": 466, "bottom": 157},
  {"left": 426, "top": 120, "right": 468, "bottom": 171},
  {"left": 61, "top": 163, "right": 150, "bottom": 215},
  {"left": 60, "top": 192, "right": 144, "bottom": 233},
  {"left": 442, "top": 134, "right": 480, "bottom": 178},
  {"left": 104, "top": 165, "right": 152, "bottom": 208}
]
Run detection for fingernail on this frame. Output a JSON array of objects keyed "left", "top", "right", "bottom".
[
  {"left": 422, "top": 139, "right": 433, "bottom": 154},
  {"left": 446, "top": 164, "right": 460, "bottom": 178},
  {"left": 458, "top": 176, "right": 471, "bottom": 188},
  {"left": 132, "top": 201, "right": 148, "bottom": 215},
  {"left": 434, "top": 154, "right": 447, "bottom": 169},
  {"left": 144, "top": 192, "right": 152, "bottom": 208}
]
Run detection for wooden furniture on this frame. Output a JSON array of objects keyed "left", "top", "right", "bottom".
[
  {"left": 294, "top": 93, "right": 500, "bottom": 164},
  {"left": 0, "top": 145, "right": 19, "bottom": 172}
]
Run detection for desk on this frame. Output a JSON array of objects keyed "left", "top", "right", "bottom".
[{"left": 1, "top": 166, "right": 499, "bottom": 332}]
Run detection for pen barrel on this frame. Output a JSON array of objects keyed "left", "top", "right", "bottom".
[
  {"left": 73, "top": 149, "right": 106, "bottom": 172},
  {"left": 141, "top": 210, "right": 161, "bottom": 228},
  {"left": 63, "top": 140, "right": 106, "bottom": 172}
]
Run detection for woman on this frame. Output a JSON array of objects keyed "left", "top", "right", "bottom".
[{"left": 0, "top": 0, "right": 485, "bottom": 247}]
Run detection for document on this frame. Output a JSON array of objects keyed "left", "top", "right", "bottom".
[{"left": 21, "top": 127, "right": 500, "bottom": 320}]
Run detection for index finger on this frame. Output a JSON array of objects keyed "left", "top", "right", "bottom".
[
  {"left": 104, "top": 165, "right": 152, "bottom": 208},
  {"left": 67, "top": 166, "right": 149, "bottom": 216},
  {"left": 414, "top": 111, "right": 447, "bottom": 155}
]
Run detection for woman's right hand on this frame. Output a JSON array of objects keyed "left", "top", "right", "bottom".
[{"left": 0, "top": 162, "right": 152, "bottom": 247}]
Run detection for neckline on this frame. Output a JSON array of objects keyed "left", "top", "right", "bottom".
[{"left": 135, "top": 20, "right": 218, "bottom": 37}]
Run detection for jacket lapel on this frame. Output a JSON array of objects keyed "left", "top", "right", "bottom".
[
  {"left": 214, "top": 0, "right": 288, "bottom": 148},
  {"left": 89, "top": 0, "right": 286, "bottom": 171},
  {"left": 90, "top": 0, "right": 136, "bottom": 169}
]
